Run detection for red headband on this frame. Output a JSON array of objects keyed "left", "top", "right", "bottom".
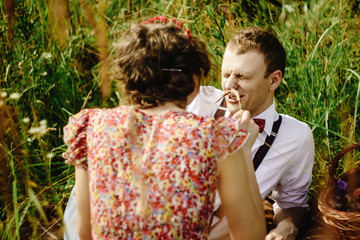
[{"left": 141, "top": 15, "right": 192, "bottom": 43}]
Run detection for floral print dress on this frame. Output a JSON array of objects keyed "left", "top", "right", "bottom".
[{"left": 63, "top": 106, "right": 247, "bottom": 239}]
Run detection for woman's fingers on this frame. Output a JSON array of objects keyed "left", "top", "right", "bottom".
[
  {"left": 232, "top": 110, "right": 252, "bottom": 131},
  {"left": 232, "top": 110, "right": 259, "bottom": 147}
]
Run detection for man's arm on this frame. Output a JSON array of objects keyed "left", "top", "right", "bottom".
[
  {"left": 266, "top": 121, "right": 315, "bottom": 240},
  {"left": 266, "top": 207, "right": 307, "bottom": 240}
]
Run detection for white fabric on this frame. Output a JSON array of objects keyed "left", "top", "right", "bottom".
[
  {"left": 185, "top": 85, "right": 224, "bottom": 116},
  {"left": 63, "top": 85, "right": 314, "bottom": 240},
  {"left": 63, "top": 186, "right": 79, "bottom": 240}
]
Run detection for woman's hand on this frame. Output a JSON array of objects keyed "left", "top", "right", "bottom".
[
  {"left": 232, "top": 110, "right": 259, "bottom": 150},
  {"left": 218, "top": 109, "right": 266, "bottom": 239}
]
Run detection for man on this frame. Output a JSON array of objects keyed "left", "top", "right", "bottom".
[{"left": 189, "top": 27, "right": 314, "bottom": 240}]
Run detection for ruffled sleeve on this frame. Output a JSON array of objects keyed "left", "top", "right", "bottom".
[
  {"left": 62, "top": 109, "right": 91, "bottom": 170},
  {"left": 213, "top": 117, "right": 249, "bottom": 161}
]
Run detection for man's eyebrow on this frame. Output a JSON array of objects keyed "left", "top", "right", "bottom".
[
  {"left": 234, "top": 72, "right": 244, "bottom": 76},
  {"left": 233, "top": 71, "right": 250, "bottom": 77},
  {"left": 222, "top": 67, "right": 251, "bottom": 77}
]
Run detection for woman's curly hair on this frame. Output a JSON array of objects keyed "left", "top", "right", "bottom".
[{"left": 113, "top": 22, "right": 211, "bottom": 108}]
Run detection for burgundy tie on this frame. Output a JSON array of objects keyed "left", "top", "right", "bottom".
[{"left": 253, "top": 118, "right": 266, "bottom": 133}]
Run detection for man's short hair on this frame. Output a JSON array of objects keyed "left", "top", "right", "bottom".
[{"left": 226, "top": 27, "right": 286, "bottom": 77}]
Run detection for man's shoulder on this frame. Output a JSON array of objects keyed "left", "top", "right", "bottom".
[
  {"left": 278, "top": 114, "right": 313, "bottom": 139},
  {"left": 279, "top": 114, "right": 311, "bottom": 129},
  {"left": 186, "top": 86, "right": 224, "bottom": 117}
]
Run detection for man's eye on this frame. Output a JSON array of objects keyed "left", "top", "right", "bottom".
[
  {"left": 236, "top": 75, "right": 249, "bottom": 79},
  {"left": 223, "top": 74, "right": 230, "bottom": 78}
]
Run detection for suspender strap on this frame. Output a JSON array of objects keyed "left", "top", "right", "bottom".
[
  {"left": 253, "top": 115, "right": 282, "bottom": 171},
  {"left": 214, "top": 98, "right": 227, "bottom": 119}
]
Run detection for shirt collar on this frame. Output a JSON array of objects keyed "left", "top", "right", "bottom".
[{"left": 253, "top": 100, "right": 279, "bottom": 136}]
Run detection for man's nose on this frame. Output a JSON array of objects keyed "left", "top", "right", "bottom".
[{"left": 224, "top": 75, "right": 237, "bottom": 90}]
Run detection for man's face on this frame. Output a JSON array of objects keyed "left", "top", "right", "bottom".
[{"left": 221, "top": 49, "right": 274, "bottom": 117}]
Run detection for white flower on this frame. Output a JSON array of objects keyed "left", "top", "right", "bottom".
[
  {"left": 65, "top": 185, "right": 74, "bottom": 189},
  {"left": 40, "top": 119, "right": 47, "bottom": 126},
  {"left": 9, "top": 93, "right": 20, "bottom": 100},
  {"left": 29, "top": 127, "right": 40, "bottom": 134},
  {"left": 46, "top": 153, "right": 55, "bottom": 159},
  {"left": 29, "top": 126, "right": 48, "bottom": 135},
  {"left": 1, "top": 92, "right": 7, "bottom": 98},
  {"left": 41, "top": 52, "right": 52, "bottom": 59},
  {"left": 18, "top": 60, "right": 24, "bottom": 69},
  {"left": 284, "top": 4, "right": 295, "bottom": 13},
  {"left": 28, "top": 120, "right": 50, "bottom": 136},
  {"left": 22, "top": 117, "right": 30, "bottom": 123}
]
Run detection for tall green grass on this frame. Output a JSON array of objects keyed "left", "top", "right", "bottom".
[
  {"left": 273, "top": 0, "right": 360, "bottom": 195},
  {"left": 0, "top": 0, "right": 359, "bottom": 238}
]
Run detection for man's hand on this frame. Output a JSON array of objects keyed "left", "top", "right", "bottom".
[
  {"left": 266, "top": 207, "right": 307, "bottom": 240},
  {"left": 265, "top": 217, "right": 298, "bottom": 240}
]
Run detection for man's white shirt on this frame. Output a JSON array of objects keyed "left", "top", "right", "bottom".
[
  {"left": 186, "top": 86, "right": 224, "bottom": 117},
  {"left": 186, "top": 86, "right": 315, "bottom": 239}
]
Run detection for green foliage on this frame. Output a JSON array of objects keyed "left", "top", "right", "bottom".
[{"left": 0, "top": 0, "right": 359, "bottom": 238}]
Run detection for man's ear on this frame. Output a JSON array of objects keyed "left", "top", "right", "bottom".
[{"left": 268, "top": 70, "right": 282, "bottom": 91}]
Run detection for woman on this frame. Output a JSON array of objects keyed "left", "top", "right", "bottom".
[{"left": 63, "top": 17, "right": 265, "bottom": 239}]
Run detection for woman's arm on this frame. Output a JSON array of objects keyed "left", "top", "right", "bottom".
[
  {"left": 218, "top": 110, "right": 266, "bottom": 240},
  {"left": 218, "top": 147, "right": 266, "bottom": 240},
  {"left": 75, "top": 168, "right": 92, "bottom": 240}
]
